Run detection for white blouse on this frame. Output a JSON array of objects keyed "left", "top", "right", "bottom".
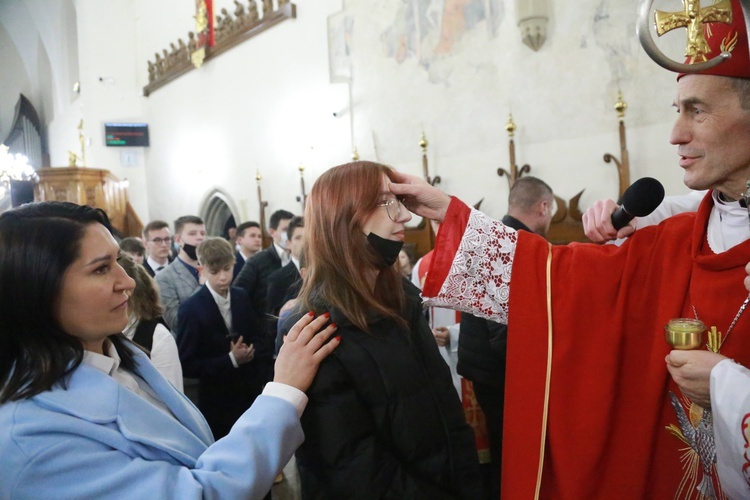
[{"left": 123, "top": 319, "right": 184, "bottom": 392}]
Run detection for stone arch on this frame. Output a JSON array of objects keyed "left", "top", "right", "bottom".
[{"left": 200, "top": 189, "right": 239, "bottom": 238}]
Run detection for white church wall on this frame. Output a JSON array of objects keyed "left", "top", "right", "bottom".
[
  {"left": 131, "top": 0, "right": 691, "bottom": 227},
  {"left": 137, "top": 0, "right": 348, "bottom": 226},
  {"left": 2, "top": 0, "right": 696, "bottom": 227},
  {"left": 62, "top": 0, "right": 150, "bottom": 219},
  {"left": 345, "top": 0, "right": 689, "bottom": 220}
]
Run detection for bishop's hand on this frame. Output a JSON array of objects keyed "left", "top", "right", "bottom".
[
  {"left": 582, "top": 199, "right": 636, "bottom": 243},
  {"left": 389, "top": 171, "right": 452, "bottom": 222},
  {"left": 665, "top": 350, "right": 727, "bottom": 408}
]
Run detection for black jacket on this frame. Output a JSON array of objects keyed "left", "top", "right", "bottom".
[
  {"left": 281, "top": 281, "right": 482, "bottom": 499},
  {"left": 142, "top": 255, "right": 173, "bottom": 278},
  {"left": 233, "top": 245, "right": 282, "bottom": 318},
  {"left": 232, "top": 244, "right": 283, "bottom": 360},
  {"left": 232, "top": 251, "right": 246, "bottom": 281},
  {"left": 457, "top": 214, "right": 531, "bottom": 386},
  {"left": 266, "top": 261, "right": 301, "bottom": 317}
]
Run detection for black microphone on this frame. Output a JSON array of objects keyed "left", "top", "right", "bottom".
[{"left": 611, "top": 177, "right": 665, "bottom": 230}]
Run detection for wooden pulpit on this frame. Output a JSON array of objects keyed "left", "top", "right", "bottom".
[{"left": 34, "top": 167, "right": 142, "bottom": 237}]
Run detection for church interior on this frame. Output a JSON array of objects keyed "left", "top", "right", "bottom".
[
  {"left": 5, "top": 1, "right": 750, "bottom": 498},
  {"left": 1, "top": 0, "right": 690, "bottom": 244}
]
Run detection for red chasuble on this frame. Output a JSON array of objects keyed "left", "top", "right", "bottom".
[{"left": 423, "top": 193, "right": 750, "bottom": 498}]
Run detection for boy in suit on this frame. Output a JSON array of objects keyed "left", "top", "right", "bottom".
[
  {"left": 142, "top": 220, "right": 173, "bottom": 277},
  {"left": 155, "top": 216, "right": 205, "bottom": 332},
  {"left": 233, "top": 221, "right": 263, "bottom": 280},
  {"left": 234, "top": 209, "right": 294, "bottom": 383},
  {"left": 177, "top": 238, "right": 263, "bottom": 440},
  {"left": 266, "top": 216, "right": 304, "bottom": 318}
]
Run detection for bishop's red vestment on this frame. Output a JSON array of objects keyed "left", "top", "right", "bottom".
[{"left": 422, "top": 193, "right": 750, "bottom": 498}]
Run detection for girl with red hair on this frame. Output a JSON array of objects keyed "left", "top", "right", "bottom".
[{"left": 282, "top": 161, "right": 482, "bottom": 499}]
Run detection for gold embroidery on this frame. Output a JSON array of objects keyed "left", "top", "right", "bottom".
[
  {"left": 720, "top": 29, "right": 738, "bottom": 53},
  {"left": 654, "top": 0, "right": 733, "bottom": 63},
  {"left": 706, "top": 326, "right": 722, "bottom": 353}
]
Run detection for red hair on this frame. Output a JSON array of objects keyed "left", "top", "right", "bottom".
[{"left": 297, "top": 161, "right": 406, "bottom": 332}]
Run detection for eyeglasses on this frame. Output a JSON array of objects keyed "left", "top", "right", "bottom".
[
  {"left": 377, "top": 198, "right": 404, "bottom": 222},
  {"left": 148, "top": 237, "right": 171, "bottom": 245}
]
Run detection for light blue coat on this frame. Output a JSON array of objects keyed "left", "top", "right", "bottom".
[{"left": 0, "top": 347, "right": 303, "bottom": 499}]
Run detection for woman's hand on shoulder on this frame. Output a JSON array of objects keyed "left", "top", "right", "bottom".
[{"left": 274, "top": 312, "right": 340, "bottom": 392}]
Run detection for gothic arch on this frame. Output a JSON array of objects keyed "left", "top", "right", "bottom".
[{"left": 200, "top": 189, "right": 239, "bottom": 238}]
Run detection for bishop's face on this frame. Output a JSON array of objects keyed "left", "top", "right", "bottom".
[{"left": 669, "top": 75, "right": 750, "bottom": 199}]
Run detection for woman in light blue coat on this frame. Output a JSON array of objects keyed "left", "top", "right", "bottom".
[{"left": 0, "top": 201, "right": 339, "bottom": 499}]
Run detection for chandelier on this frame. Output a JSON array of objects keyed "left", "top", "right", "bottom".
[{"left": 0, "top": 144, "right": 38, "bottom": 199}]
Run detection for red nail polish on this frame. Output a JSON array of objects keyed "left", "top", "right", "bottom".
[
  {"left": 307, "top": 311, "right": 315, "bottom": 317},
  {"left": 335, "top": 335, "right": 341, "bottom": 342},
  {"left": 323, "top": 312, "right": 330, "bottom": 319},
  {"left": 331, "top": 323, "right": 338, "bottom": 329}
]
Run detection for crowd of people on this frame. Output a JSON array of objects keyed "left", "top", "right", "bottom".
[{"left": 1, "top": 2, "right": 750, "bottom": 498}]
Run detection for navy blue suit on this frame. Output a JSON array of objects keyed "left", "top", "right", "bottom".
[
  {"left": 177, "top": 285, "right": 263, "bottom": 439},
  {"left": 232, "top": 251, "right": 246, "bottom": 281}
]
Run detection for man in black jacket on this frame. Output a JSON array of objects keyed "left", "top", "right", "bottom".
[
  {"left": 457, "top": 176, "right": 553, "bottom": 499},
  {"left": 266, "top": 216, "right": 304, "bottom": 318},
  {"left": 232, "top": 221, "right": 263, "bottom": 280},
  {"left": 233, "top": 208, "right": 294, "bottom": 381}
]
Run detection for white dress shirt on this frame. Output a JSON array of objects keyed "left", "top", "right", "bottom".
[
  {"left": 206, "top": 282, "right": 233, "bottom": 333},
  {"left": 83, "top": 342, "right": 175, "bottom": 417},
  {"left": 707, "top": 190, "right": 750, "bottom": 253},
  {"left": 123, "top": 318, "right": 184, "bottom": 392},
  {"left": 274, "top": 242, "right": 291, "bottom": 267},
  {"left": 147, "top": 256, "right": 168, "bottom": 275},
  {"left": 206, "top": 282, "right": 241, "bottom": 368}
]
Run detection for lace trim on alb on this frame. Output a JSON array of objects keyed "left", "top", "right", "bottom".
[{"left": 424, "top": 208, "right": 517, "bottom": 324}]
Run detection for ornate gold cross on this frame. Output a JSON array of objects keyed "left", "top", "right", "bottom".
[{"left": 654, "top": 0, "right": 733, "bottom": 63}]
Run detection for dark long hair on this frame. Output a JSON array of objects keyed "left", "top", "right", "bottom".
[
  {"left": 0, "top": 201, "right": 137, "bottom": 402},
  {"left": 297, "top": 161, "right": 406, "bottom": 332}
]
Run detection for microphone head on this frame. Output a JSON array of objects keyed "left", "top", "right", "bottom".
[{"left": 620, "top": 177, "right": 665, "bottom": 217}]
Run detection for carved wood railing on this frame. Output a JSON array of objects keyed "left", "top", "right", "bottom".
[
  {"left": 548, "top": 92, "right": 632, "bottom": 242},
  {"left": 143, "top": 2, "right": 296, "bottom": 97},
  {"left": 545, "top": 191, "right": 589, "bottom": 244},
  {"left": 494, "top": 92, "right": 631, "bottom": 244},
  {"left": 125, "top": 201, "right": 144, "bottom": 239},
  {"left": 34, "top": 167, "right": 142, "bottom": 237}
]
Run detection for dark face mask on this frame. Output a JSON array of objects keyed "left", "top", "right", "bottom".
[
  {"left": 367, "top": 232, "right": 404, "bottom": 268},
  {"left": 182, "top": 243, "right": 198, "bottom": 261}
]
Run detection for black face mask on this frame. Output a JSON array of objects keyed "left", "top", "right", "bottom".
[
  {"left": 182, "top": 243, "right": 198, "bottom": 261},
  {"left": 367, "top": 233, "right": 404, "bottom": 268}
]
